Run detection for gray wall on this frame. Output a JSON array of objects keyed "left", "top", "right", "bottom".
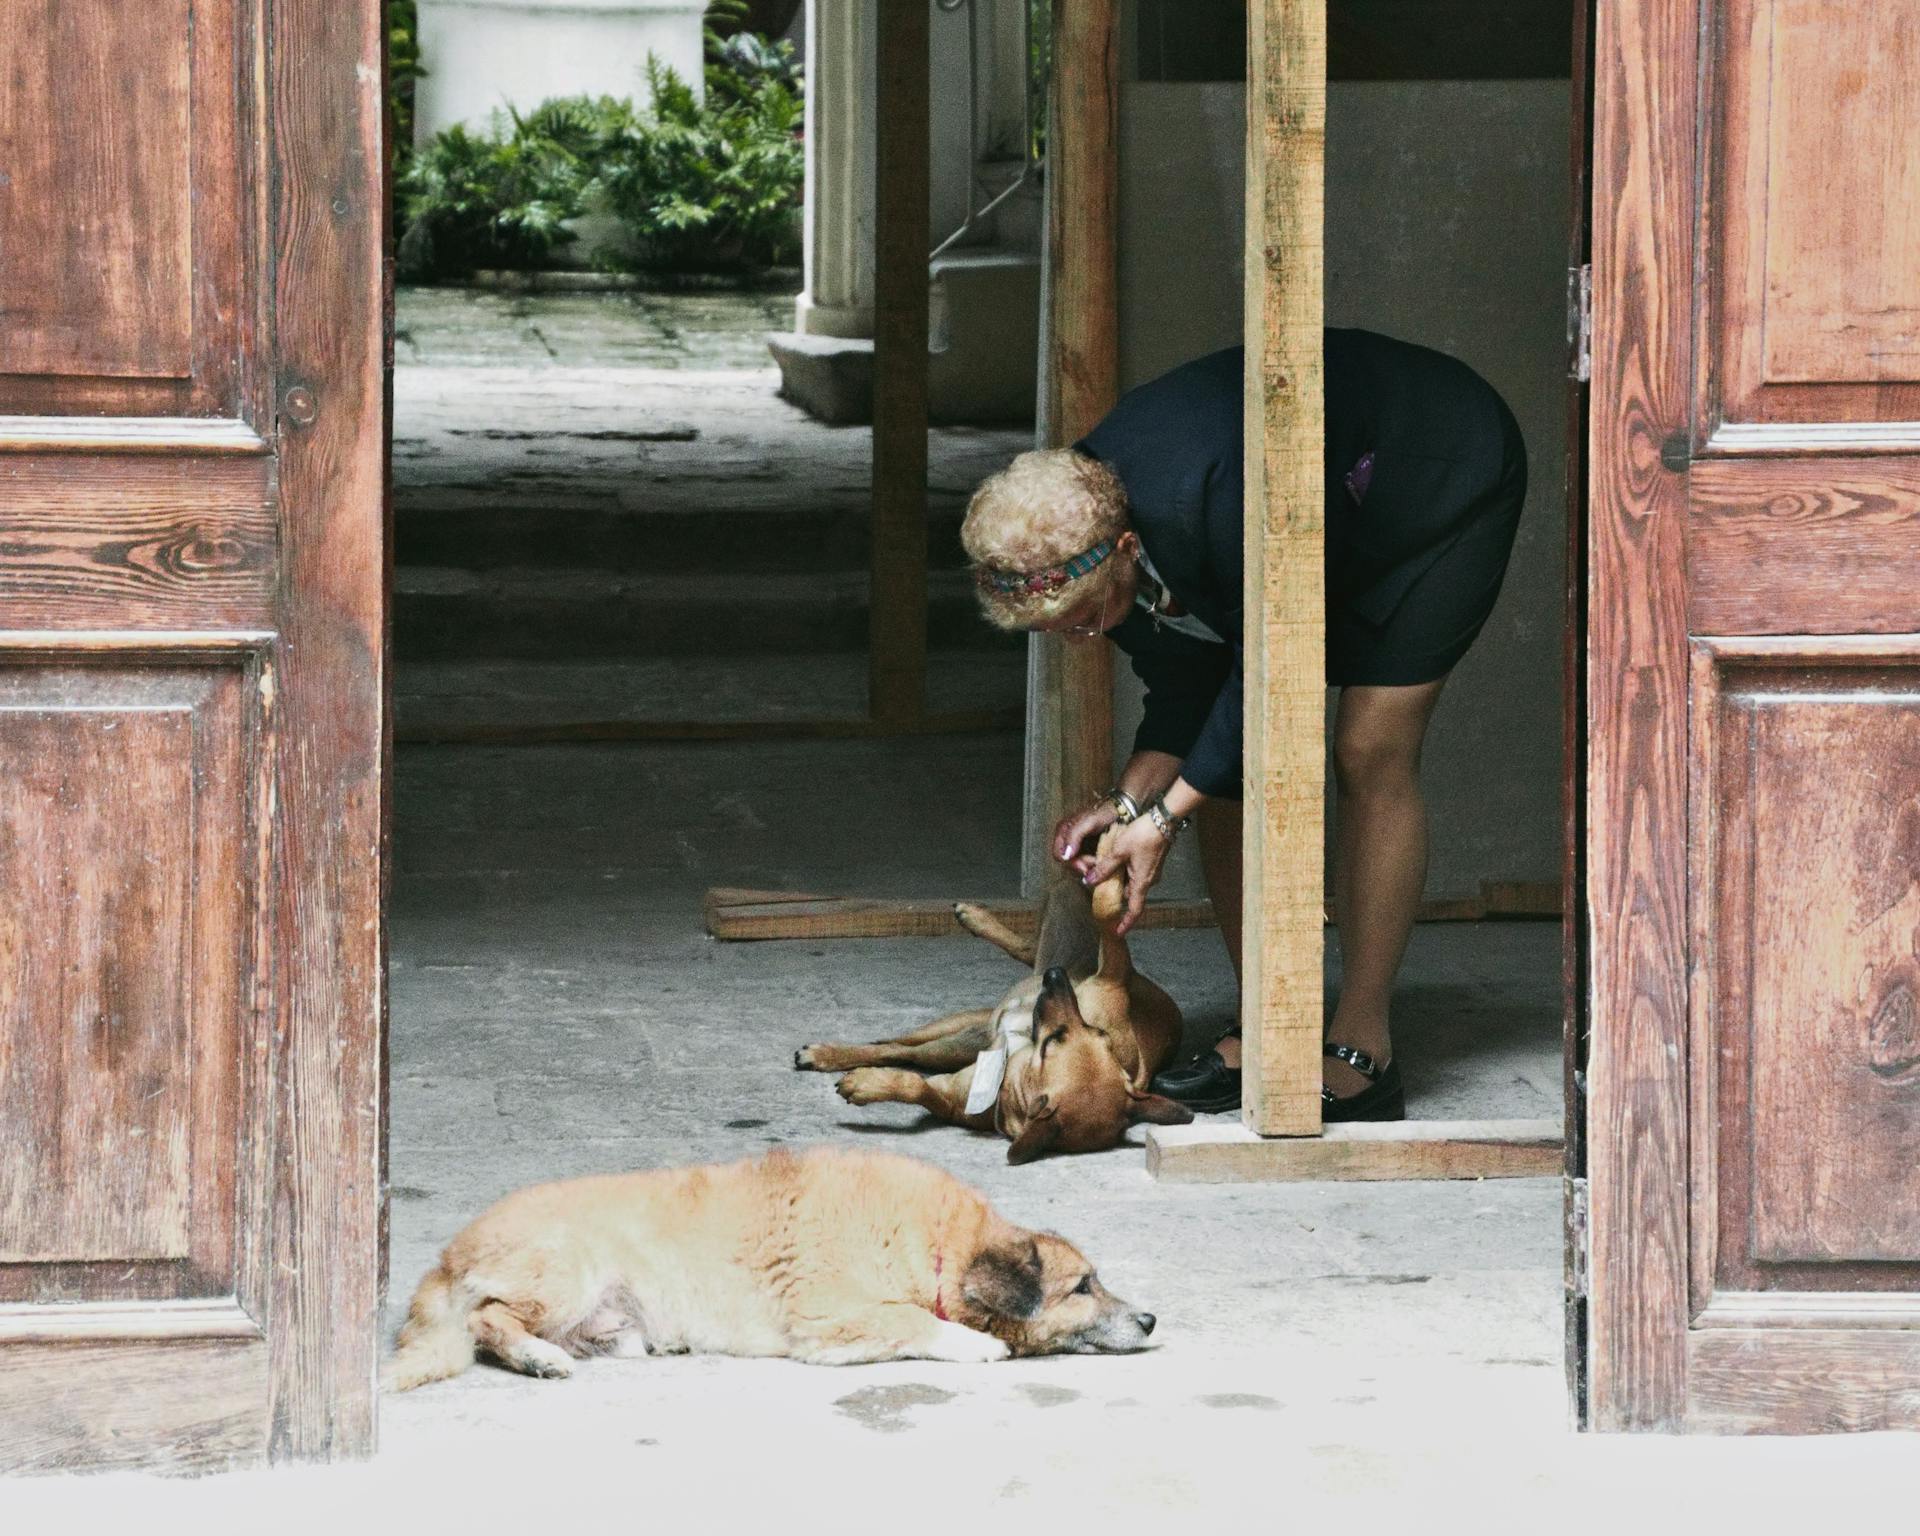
[{"left": 1113, "top": 79, "right": 1570, "bottom": 901}]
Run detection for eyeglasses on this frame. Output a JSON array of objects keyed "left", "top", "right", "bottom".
[{"left": 1061, "top": 586, "right": 1115, "bottom": 639}]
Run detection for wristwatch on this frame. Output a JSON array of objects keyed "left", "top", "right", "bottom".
[{"left": 1144, "top": 793, "right": 1192, "bottom": 842}]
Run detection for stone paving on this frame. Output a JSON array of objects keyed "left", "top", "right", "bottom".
[{"left": 394, "top": 281, "right": 800, "bottom": 370}]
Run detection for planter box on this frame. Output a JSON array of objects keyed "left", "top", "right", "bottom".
[{"left": 414, "top": 0, "right": 706, "bottom": 145}]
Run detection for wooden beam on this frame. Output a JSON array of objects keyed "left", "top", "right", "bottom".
[
  {"left": 1145, "top": 1119, "right": 1564, "bottom": 1183},
  {"left": 703, "top": 880, "right": 1563, "bottom": 943},
  {"left": 868, "top": 0, "right": 931, "bottom": 727},
  {"left": 1242, "top": 0, "right": 1327, "bottom": 1137},
  {"left": 1024, "top": 0, "right": 1120, "bottom": 894}
]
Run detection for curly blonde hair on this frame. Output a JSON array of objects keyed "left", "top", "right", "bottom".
[{"left": 961, "top": 449, "right": 1130, "bottom": 629}]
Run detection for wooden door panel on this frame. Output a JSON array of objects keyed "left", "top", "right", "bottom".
[
  {"left": 0, "top": 0, "right": 261, "bottom": 423},
  {"left": 0, "top": 455, "right": 278, "bottom": 631},
  {"left": 1707, "top": 1, "right": 1920, "bottom": 436},
  {"left": 0, "top": 1337, "right": 269, "bottom": 1474},
  {"left": 1692, "top": 642, "right": 1920, "bottom": 1313},
  {"left": 0, "top": 659, "right": 258, "bottom": 1304},
  {"left": 0, "top": 0, "right": 383, "bottom": 1472},
  {"left": 1686, "top": 458, "right": 1920, "bottom": 634}
]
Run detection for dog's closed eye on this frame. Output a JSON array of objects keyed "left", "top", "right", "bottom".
[{"left": 1072, "top": 1274, "right": 1094, "bottom": 1296}]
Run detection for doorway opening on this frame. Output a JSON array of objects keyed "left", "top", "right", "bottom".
[{"left": 377, "top": 0, "right": 1594, "bottom": 1457}]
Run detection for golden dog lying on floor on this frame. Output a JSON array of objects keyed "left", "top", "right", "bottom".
[
  {"left": 795, "top": 853, "right": 1192, "bottom": 1162},
  {"left": 384, "top": 1146, "right": 1155, "bottom": 1391}
]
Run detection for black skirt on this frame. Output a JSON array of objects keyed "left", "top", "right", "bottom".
[{"left": 1325, "top": 395, "right": 1528, "bottom": 689}]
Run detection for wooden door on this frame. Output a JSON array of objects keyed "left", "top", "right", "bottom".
[
  {"left": 1587, "top": 0, "right": 1920, "bottom": 1431},
  {"left": 0, "top": 0, "right": 387, "bottom": 1471}
]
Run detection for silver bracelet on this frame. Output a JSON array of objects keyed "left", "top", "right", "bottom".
[
  {"left": 1104, "top": 787, "right": 1143, "bottom": 825},
  {"left": 1144, "top": 794, "right": 1192, "bottom": 842}
]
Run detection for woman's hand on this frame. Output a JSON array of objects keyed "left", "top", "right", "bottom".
[
  {"left": 1080, "top": 817, "right": 1173, "bottom": 935},
  {"left": 1053, "top": 798, "right": 1118, "bottom": 872}
]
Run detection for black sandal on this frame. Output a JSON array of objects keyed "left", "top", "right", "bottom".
[
  {"left": 1322, "top": 1043, "right": 1406, "bottom": 1123},
  {"left": 1150, "top": 1028, "right": 1243, "bottom": 1114}
]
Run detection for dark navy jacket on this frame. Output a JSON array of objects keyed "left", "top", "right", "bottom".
[{"left": 1075, "top": 330, "right": 1511, "bottom": 797}]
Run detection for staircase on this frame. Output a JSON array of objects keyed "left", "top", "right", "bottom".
[{"left": 391, "top": 360, "right": 1030, "bottom": 740}]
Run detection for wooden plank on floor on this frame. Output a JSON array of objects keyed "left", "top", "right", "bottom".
[
  {"left": 704, "top": 889, "right": 1217, "bottom": 943},
  {"left": 1241, "top": 0, "right": 1328, "bottom": 1138},
  {"left": 703, "top": 884, "right": 1564, "bottom": 942},
  {"left": 1145, "top": 1119, "right": 1563, "bottom": 1183}
]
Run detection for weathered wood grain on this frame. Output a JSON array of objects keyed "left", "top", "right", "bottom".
[
  {"left": 0, "top": 455, "right": 276, "bottom": 629},
  {"left": 1586, "top": 0, "right": 1695, "bottom": 1432},
  {"left": 0, "top": 1338, "right": 270, "bottom": 1475},
  {"left": 0, "top": 0, "right": 258, "bottom": 423},
  {"left": 1241, "top": 0, "right": 1326, "bottom": 1138},
  {"left": 1686, "top": 1330, "right": 1920, "bottom": 1434},
  {"left": 0, "top": 0, "right": 194, "bottom": 378},
  {"left": 1691, "top": 643, "right": 1920, "bottom": 1311},
  {"left": 1145, "top": 1119, "right": 1563, "bottom": 1184},
  {"left": 0, "top": 664, "right": 253, "bottom": 1310},
  {"left": 1686, "top": 457, "right": 1920, "bottom": 634},
  {"left": 0, "top": 708, "right": 194, "bottom": 1264},
  {"left": 1706, "top": 1, "right": 1920, "bottom": 430},
  {"left": 261, "top": 0, "right": 387, "bottom": 1461},
  {"left": 1023, "top": 0, "right": 1119, "bottom": 895},
  {"left": 867, "top": 0, "right": 930, "bottom": 727}
]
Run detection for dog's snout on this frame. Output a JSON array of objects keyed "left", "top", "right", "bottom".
[
  {"left": 1135, "top": 1312, "right": 1156, "bottom": 1336},
  {"left": 1042, "top": 966, "right": 1070, "bottom": 993}
]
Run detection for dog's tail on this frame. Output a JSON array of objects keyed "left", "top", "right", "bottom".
[{"left": 382, "top": 1263, "right": 475, "bottom": 1393}]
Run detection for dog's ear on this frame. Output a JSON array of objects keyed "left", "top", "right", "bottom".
[
  {"left": 1006, "top": 1098, "right": 1060, "bottom": 1165},
  {"left": 963, "top": 1237, "right": 1045, "bottom": 1319},
  {"left": 1128, "top": 1092, "right": 1193, "bottom": 1126}
]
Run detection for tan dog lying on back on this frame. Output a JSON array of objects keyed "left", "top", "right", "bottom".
[
  {"left": 796, "top": 843, "right": 1192, "bottom": 1162},
  {"left": 384, "top": 1146, "right": 1155, "bottom": 1390}
]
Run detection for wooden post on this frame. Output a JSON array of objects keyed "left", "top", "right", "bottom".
[
  {"left": 1242, "top": 0, "right": 1326, "bottom": 1137},
  {"left": 1023, "top": 0, "right": 1120, "bottom": 892},
  {"left": 869, "top": 0, "right": 930, "bottom": 727}
]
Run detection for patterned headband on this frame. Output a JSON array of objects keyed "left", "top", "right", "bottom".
[{"left": 974, "top": 538, "right": 1116, "bottom": 598}]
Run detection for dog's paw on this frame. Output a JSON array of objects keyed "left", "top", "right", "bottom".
[
  {"left": 923, "top": 1321, "right": 1011, "bottom": 1365},
  {"left": 837, "top": 1067, "right": 902, "bottom": 1106},
  {"left": 515, "top": 1340, "right": 576, "bottom": 1380},
  {"left": 794, "top": 1045, "right": 820, "bottom": 1071}
]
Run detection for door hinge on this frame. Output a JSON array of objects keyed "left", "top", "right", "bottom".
[
  {"left": 1567, "top": 1175, "right": 1590, "bottom": 1300},
  {"left": 1568, "top": 264, "right": 1592, "bottom": 383}
]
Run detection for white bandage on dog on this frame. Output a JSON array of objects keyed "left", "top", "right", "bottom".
[{"left": 965, "top": 990, "right": 1039, "bottom": 1115}]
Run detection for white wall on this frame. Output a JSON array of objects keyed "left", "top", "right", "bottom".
[{"left": 1113, "top": 79, "right": 1572, "bottom": 901}]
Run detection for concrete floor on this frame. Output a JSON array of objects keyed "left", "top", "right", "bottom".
[{"left": 375, "top": 734, "right": 1572, "bottom": 1493}]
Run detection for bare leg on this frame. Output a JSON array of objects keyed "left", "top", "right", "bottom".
[
  {"left": 1196, "top": 797, "right": 1246, "bottom": 1069},
  {"left": 1325, "top": 679, "right": 1448, "bottom": 1094}
]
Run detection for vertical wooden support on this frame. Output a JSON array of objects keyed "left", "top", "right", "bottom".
[
  {"left": 869, "top": 0, "right": 931, "bottom": 727},
  {"left": 1241, "top": 0, "right": 1326, "bottom": 1137},
  {"left": 1023, "top": 0, "right": 1120, "bottom": 891}
]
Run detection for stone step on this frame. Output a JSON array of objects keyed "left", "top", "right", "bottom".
[
  {"left": 395, "top": 651, "right": 1028, "bottom": 737},
  {"left": 394, "top": 566, "right": 1017, "bottom": 660},
  {"left": 393, "top": 498, "right": 973, "bottom": 574}
]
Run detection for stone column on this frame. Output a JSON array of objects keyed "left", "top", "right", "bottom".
[{"left": 794, "top": 0, "right": 877, "bottom": 338}]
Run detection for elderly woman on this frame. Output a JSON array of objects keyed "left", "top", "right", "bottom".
[{"left": 960, "top": 329, "right": 1526, "bottom": 1120}]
